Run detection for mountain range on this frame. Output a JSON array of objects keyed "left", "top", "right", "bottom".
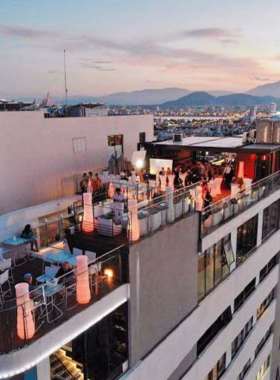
[
  {"left": 162, "top": 92, "right": 280, "bottom": 107},
  {"left": 11, "top": 79, "right": 280, "bottom": 106}
]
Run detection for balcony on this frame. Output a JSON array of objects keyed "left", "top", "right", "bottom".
[
  {"left": 0, "top": 245, "right": 128, "bottom": 360},
  {"left": 201, "top": 170, "right": 280, "bottom": 236}
]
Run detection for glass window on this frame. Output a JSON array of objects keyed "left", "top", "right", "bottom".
[
  {"left": 237, "top": 359, "right": 251, "bottom": 380},
  {"left": 198, "top": 254, "right": 206, "bottom": 300},
  {"left": 259, "top": 254, "right": 278, "bottom": 283},
  {"left": 257, "top": 290, "right": 274, "bottom": 320},
  {"left": 255, "top": 327, "right": 272, "bottom": 358},
  {"left": 262, "top": 200, "right": 280, "bottom": 241},
  {"left": 205, "top": 353, "right": 226, "bottom": 380},
  {"left": 199, "top": 235, "right": 233, "bottom": 301},
  {"left": 198, "top": 307, "right": 232, "bottom": 356},
  {"left": 50, "top": 303, "right": 128, "bottom": 380},
  {"left": 107, "top": 134, "right": 123, "bottom": 159},
  {"left": 232, "top": 317, "right": 253, "bottom": 359},
  {"left": 237, "top": 215, "right": 258, "bottom": 265},
  {"left": 205, "top": 248, "right": 214, "bottom": 293},
  {"left": 234, "top": 278, "right": 256, "bottom": 312},
  {"left": 73, "top": 137, "right": 86, "bottom": 154}
]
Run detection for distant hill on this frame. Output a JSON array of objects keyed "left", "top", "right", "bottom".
[
  {"left": 163, "top": 92, "right": 216, "bottom": 107},
  {"left": 98, "top": 88, "right": 190, "bottom": 105},
  {"left": 207, "top": 90, "right": 235, "bottom": 97},
  {"left": 162, "top": 92, "right": 280, "bottom": 107},
  {"left": 49, "top": 88, "right": 191, "bottom": 106},
  {"left": 248, "top": 80, "right": 280, "bottom": 97}
]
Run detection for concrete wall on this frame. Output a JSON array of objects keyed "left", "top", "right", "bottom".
[
  {"left": 128, "top": 212, "right": 199, "bottom": 366},
  {"left": 0, "top": 112, "right": 153, "bottom": 214},
  {"left": 270, "top": 260, "right": 280, "bottom": 380},
  {"left": 167, "top": 345, "right": 196, "bottom": 380}
]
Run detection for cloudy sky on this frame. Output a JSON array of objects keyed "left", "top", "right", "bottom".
[{"left": 1, "top": 0, "right": 280, "bottom": 98}]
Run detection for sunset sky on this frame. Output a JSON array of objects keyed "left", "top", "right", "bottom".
[{"left": 1, "top": 0, "right": 280, "bottom": 98}]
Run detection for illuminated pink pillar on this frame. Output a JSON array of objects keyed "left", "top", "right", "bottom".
[
  {"left": 238, "top": 161, "right": 244, "bottom": 179},
  {"left": 108, "top": 182, "right": 115, "bottom": 198},
  {"left": 82, "top": 192, "right": 94, "bottom": 233},
  {"left": 76, "top": 255, "right": 91, "bottom": 304},
  {"left": 128, "top": 199, "right": 140, "bottom": 241},
  {"left": 15, "top": 283, "right": 35, "bottom": 340}
]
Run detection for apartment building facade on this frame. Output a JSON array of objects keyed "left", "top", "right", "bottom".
[{"left": 0, "top": 118, "right": 280, "bottom": 380}]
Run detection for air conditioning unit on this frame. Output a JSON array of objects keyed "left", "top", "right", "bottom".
[{"left": 173, "top": 133, "right": 183, "bottom": 142}]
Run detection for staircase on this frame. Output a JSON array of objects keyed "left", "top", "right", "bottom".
[{"left": 50, "top": 349, "right": 84, "bottom": 380}]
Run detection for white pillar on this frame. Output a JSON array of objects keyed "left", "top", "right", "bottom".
[{"left": 166, "top": 186, "right": 174, "bottom": 223}]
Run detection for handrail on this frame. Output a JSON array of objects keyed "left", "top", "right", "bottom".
[
  {"left": 202, "top": 169, "right": 280, "bottom": 213},
  {"left": 201, "top": 169, "right": 280, "bottom": 235},
  {"left": 0, "top": 245, "right": 125, "bottom": 312}
]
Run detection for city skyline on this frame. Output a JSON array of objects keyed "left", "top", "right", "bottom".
[{"left": 1, "top": 0, "right": 280, "bottom": 98}]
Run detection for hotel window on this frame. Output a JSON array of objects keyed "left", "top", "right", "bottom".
[
  {"left": 262, "top": 200, "right": 280, "bottom": 241},
  {"left": 237, "top": 215, "right": 258, "bottom": 265},
  {"left": 234, "top": 278, "right": 256, "bottom": 312},
  {"left": 107, "top": 134, "right": 123, "bottom": 158},
  {"left": 255, "top": 355, "right": 270, "bottom": 380},
  {"left": 204, "top": 353, "right": 226, "bottom": 380},
  {"left": 197, "top": 307, "right": 232, "bottom": 356},
  {"left": 198, "top": 235, "right": 234, "bottom": 301},
  {"left": 257, "top": 289, "right": 274, "bottom": 320},
  {"left": 255, "top": 326, "right": 272, "bottom": 358},
  {"left": 236, "top": 359, "right": 251, "bottom": 380},
  {"left": 73, "top": 137, "right": 86, "bottom": 154},
  {"left": 259, "top": 254, "right": 278, "bottom": 283},
  {"left": 50, "top": 303, "right": 128, "bottom": 380},
  {"left": 139, "top": 132, "right": 146, "bottom": 144},
  {"left": 232, "top": 317, "right": 253, "bottom": 359}
]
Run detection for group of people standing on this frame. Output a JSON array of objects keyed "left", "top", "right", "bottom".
[{"left": 80, "top": 172, "right": 103, "bottom": 193}]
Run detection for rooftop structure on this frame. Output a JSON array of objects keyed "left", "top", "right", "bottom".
[{"left": 0, "top": 115, "right": 280, "bottom": 380}]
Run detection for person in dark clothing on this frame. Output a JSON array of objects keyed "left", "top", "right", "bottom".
[
  {"left": 80, "top": 173, "right": 88, "bottom": 193},
  {"left": 22, "top": 224, "right": 39, "bottom": 252},
  {"left": 55, "top": 262, "right": 73, "bottom": 284},
  {"left": 203, "top": 190, "right": 213, "bottom": 208}
]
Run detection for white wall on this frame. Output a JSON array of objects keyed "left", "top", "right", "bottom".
[
  {"left": 0, "top": 112, "right": 153, "bottom": 214},
  {"left": 0, "top": 195, "right": 81, "bottom": 241}
]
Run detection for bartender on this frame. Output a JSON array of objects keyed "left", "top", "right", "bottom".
[{"left": 113, "top": 188, "right": 125, "bottom": 219}]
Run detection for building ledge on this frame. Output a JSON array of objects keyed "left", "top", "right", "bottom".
[{"left": 0, "top": 284, "right": 129, "bottom": 379}]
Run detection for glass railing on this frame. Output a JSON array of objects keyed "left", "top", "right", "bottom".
[
  {"left": 0, "top": 246, "right": 128, "bottom": 355},
  {"left": 201, "top": 170, "right": 280, "bottom": 236},
  {"left": 129, "top": 182, "right": 199, "bottom": 242}
]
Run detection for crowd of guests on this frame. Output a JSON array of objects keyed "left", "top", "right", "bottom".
[
  {"left": 158, "top": 160, "right": 237, "bottom": 209},
  {"left": 80, "top": 172, "right": 103, "bottom": 193}
]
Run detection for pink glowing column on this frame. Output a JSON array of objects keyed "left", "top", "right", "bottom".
[
  {"left": 15, "top": 283, "right": 35, "bottom": 340},
  {"left": 82, "top": 192, "right": 94, "bottom": 233},
  {"left": 128, "top": 199, "right": 140, "bottom": 241},
  {"left": 108, "top": 182, "right": 115, "bottom": 198},
  {"left": 238, "top": 161, "right": 244, "bottom": 179},
  {"left": 76, "top": 255, "right": 91, "bottom": 304}
]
